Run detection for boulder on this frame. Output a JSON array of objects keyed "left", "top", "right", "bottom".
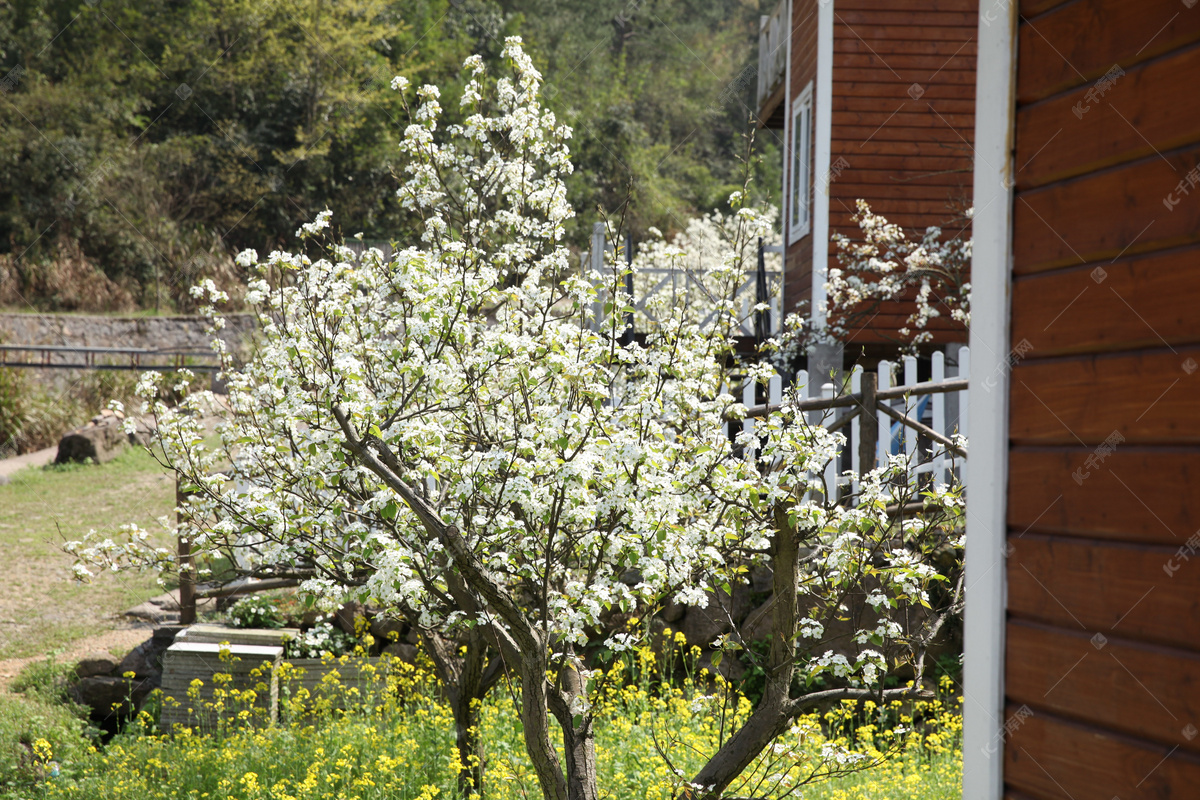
[
  {"left": 55, "top": 415, "right": 126, "bottom": 464},
  {"left": 697, "top": 648, "right": 747, "bottom": 683},
  {"left": 74, "top": 651, "right": 120, "bottom": 679},
  {"left": 334, "top": 601, "right": 365, "bottom": 635},
  {"left": 70, "top": 675, "right": 155, "bottom": 723},
  {"left": 737, "top": 597, "right": 776, "bottom": 644},
  {"left": 662, "top": 600, "right": 686, "bottom": 623},
  {"left": 125, "top": 416, "right": 156, "bottom": 448},
  {"left": 118, "top": 625, "right": 185, "bottom": 679},
  {"left": 369, "top": 614, "right": 405, "bottom": 645},
  {"left": 382, "top": 642, "right": 419, "bottom": 664},
  {"left": 679, "top": 586, "right": 756, "bottom": 647},
  {"left": 680, "top": 597, "right": 732, "bottom": 648}
]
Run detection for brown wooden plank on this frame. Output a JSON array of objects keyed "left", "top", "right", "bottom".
[
  {"left": 1016, "top": 43, "right": 1200, "bottom": 190},
  {"left": 827, "top": 197, "right": 969, "bottom": 217},
  {"left": 833, "top": 110, "right": 976, "bottom": 129},
  {"left": 829, "top": 182, "right": 971, "bottom": 200},
  {"left": 817, "top": 152, "right": 973, "bottom": 171},
  {"left": 834, "top": 53, "right": 976, "bottom": 73},
  {"left": 832, "top": 81, "right": 979, "bottom": 100},
  {"left": 838, "top": 0, "right": 977, "bottom": 10},
  {"left": 833, "top": 67, "right": 978, "bottom": 85},
  {"left": 832, "top": 125, "right": 973, "bottom": 146},
  {"left": 1017, "top": 0, "right": 1200, "bottom": 103},
  {"left": 832, "top": 138, "right": 975, "bottom": 156},
  {"left": 1013, "top": 145, "right": 1200, "bottom": 274},
  {"left": 833, "top": 9, "right": 977, "bottom": 26},
  {"left": 1011, "top": 247, "right": 1200, "bottom": 356},
  {"left": 1007, "top": 621, "right": 1200, "bottom": 753},
  {"left": 834, "top": 38, "right": 984, "bottom": 56},
  {"left": 1007, "top": 535, "right": 1200, "bottom": 650},
  {"left": 833, "top": 23, "right": 980, "bottom": 42},
  {"left": 1018, "top": 0, "right": 1073, "bottom": 17},
  {"left": 1004, "top": 706, "right": 1200, "bottom": 800},
  {"left": 1008, "top": 448, "right": 1200, "bottom": 544},
  {"left": 833, "top": 95, "right": 975, "bottom": 114},
  {"left": 1009, "top": 347, "right": 1200, "bottom": 445}
]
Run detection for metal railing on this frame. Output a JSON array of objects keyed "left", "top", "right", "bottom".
[
  {"left": 581, "top": 222, "right": 783, "bottom": 340},
  {"left": 0, "top": 344, "right": 221, "bottom": 372}
]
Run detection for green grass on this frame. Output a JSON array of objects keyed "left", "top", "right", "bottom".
[{"left": 0, "top": 448, "right": 176, "bottom": 659}]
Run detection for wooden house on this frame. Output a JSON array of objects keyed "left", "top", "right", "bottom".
[
  {"left": 756, "top": 0, "right": 978, "bottom": 369},
  {"left": 964, "top": 1, "right": 1200, "bottom": 798}
]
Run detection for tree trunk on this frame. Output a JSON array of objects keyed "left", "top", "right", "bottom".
[
  {"left": 684, "top": 508, "right": 803, "bottom": 798},
  {"left": 450, "top": 690, "right": 485, "bottom": 798},
  {"left": 548, "top": 654, "right": 600, "bottom": 800},
  {"left": 560, "top": 720, "right": 600, "bottom": 800}
]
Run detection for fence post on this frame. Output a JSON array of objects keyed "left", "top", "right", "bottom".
[
  {"left": 755, "top": 238, "right": 769, "bottom": 341},
  {"left": 858, "top": 371, "right": 878, "bottom": 479},
  {"left": 176, "top": 475, "right": 196, "bottom": 625},
  {"left": 932, "top": 350, "right": 947, "bottom": 485},
  {"left": 590, "top": 222, "right": 606, "bottom": 330},
  {"left": 903, "top": 355, "right": 918, "bottom": 480},
  {"left": 822, "top": 383, "right": 837, "bottom": 502}
]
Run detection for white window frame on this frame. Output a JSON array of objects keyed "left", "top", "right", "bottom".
[{"left": 788, "top": 82, "right": 813, "bottom": 244}]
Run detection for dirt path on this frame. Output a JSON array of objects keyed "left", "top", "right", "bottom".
[
  {"left": 0, "top": 445, "right": 57, "bottom": 479},
  {"left": 0, "top": 623, "right": 154, "bottom": 690}
]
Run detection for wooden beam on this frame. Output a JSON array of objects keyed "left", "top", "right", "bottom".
[{"left": 876, "top": 401, "right": 968, "bottom": 458}]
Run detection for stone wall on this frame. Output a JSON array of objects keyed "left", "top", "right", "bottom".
[{"left": 0, "top": 312, "right": 256, "bottom": 353}]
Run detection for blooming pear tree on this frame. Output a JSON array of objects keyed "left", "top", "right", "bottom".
[
  {"left": 68, "top": 41, "right": 965, "bottom": 800},
  {"left": 776, "top": 200, "right": 971, "bottom": 363}
]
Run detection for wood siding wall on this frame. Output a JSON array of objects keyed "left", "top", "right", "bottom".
[
  {"left": 783, "top": 0, "right": 819, "bottom": 316},
  {"left": 1004, "top": 1, "right": 1200, "bottom": 797},
  {"left": 826, "top": 0, "right": 976, "bottom": 346}
]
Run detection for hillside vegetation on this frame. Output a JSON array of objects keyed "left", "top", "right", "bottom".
[{"left": 0, "top": 0, "right": 779, "bottom": 312}]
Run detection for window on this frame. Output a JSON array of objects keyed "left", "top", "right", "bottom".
[{"left": 788, "top": 83, "right": 813, "bottom": 244}]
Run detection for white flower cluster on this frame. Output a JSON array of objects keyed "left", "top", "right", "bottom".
[{"left": 774, "top": 199, "right": 971, "bottom": 361}]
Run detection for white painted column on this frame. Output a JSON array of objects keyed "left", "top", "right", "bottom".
[{"left": 962, "top": 1, "right": 1017, "bottom": 796}]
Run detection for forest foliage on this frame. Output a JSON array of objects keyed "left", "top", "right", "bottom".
[{"left": 0, "top": 0, "right": 780, "bottom": 312}]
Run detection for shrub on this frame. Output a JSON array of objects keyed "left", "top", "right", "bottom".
[{"left": 225, "top": 596, "right": 285, "bottom": 630}]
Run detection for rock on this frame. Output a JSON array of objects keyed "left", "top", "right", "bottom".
[
  {"left": 369, "top": 614, "right": 405, "bottom": 645},
  {"left": 382, "top": 642, "right": 419, "bottom": 664},
  {"left": 619, "top": 569, "right": 642, "bottom": 587},
  {"left": 698, "top": 648, "right": 747, "bottom": 683},
  {"left": 738, "top": 597, "right": 776, "bottom": 644},
  {"left": 662, "top": 600, "right": 686, "bottom": 623},
  {"left": 118, "top": 626, "right": 185, "bottom": 679},
  {"left": 749, "top": 566, "right": 774, "bottom": 594},
  {"left": 681, "top": 597, "right": 732, "bottom": 648},
  {"left": 70, "top": 675, "right": 155, "bottom": 723},
  {"left": 334, "top": 601, "right": 365, "bottom": 635},
  {"left": 125, "top": 416, "right": 156, "bottom": 448},
  {"left": 124, "top": 591, "right": 215, "bottom": 623},
  {"left": 0, "top": 475, "right": 9, "bottom": 486},
  {"left": 56, "top": 415, "right": 127, "bottom": 464},
  {"left": 74, "top": 652, "right": 120, "bottom": 679},
  {"left": 679, "top": 585, "right": 756, "bottom": 647}
]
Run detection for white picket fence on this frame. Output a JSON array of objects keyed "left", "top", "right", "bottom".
[{"left": 735, "top": 348, "right": 970, "bottom": 501}]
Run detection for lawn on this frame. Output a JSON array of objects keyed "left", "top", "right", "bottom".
[{"left": 0, "top": 448, "right": 176, "bottom": 659}]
